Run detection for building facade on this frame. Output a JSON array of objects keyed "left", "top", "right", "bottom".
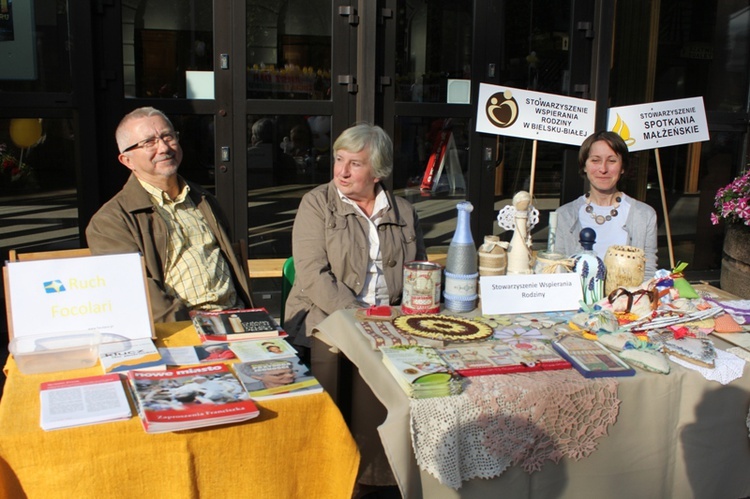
[{"left": 1, "top": 0, "right": 748, "bottom": 285}]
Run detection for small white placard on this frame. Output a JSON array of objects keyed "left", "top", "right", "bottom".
[
  {"left": 606, "top": 97, "right": 709, "bottom": 152},
  {"left": 476, "top": 83, "right": 596, "bottom": 146},
  {"left": 480, "top": 273, "right": 582, "bottom": 315},
  {"left": 6, "top": 253, "right": 154, "bottom": 342},
  {"left": 186, "top": 70, "right": 215, "bottom": 99}
]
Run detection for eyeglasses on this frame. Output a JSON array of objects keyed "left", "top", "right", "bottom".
[{"left": 122, "top": 131, "right": 180, "bottom": 152}]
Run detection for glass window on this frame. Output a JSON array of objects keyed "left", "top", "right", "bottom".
[
  {"left": 0, "top": 1, "right": 72, "bottom": 92},
  {"left": 246, "top": 114, "right": 331, "bottom": 258},
  {"left": 0, "top": 117, "right": 78, "bottom": 259},
  {"left": 396, "top": 1, "right": 472, "bottom": 103},
  {"left": 246, "top": 0, "right": 332, "bottom": 100},
  {"left": 122, "top": 0, "right": 213, "bottom": 99},
  {"left": 393, "top": 116, "right": 469, "bottom": 252}
]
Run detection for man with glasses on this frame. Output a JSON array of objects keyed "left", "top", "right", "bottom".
[{"left": 86, "top": 107, "right": 252, "bottom": 322}]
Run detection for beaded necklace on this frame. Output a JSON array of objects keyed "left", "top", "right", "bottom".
[{"left": 585, "top": 192, "right": 621, "bottom": 225}]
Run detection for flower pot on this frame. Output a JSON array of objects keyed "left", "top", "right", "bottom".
[{"left": 720, "top": 224, "right": 750, "bottom": 298}]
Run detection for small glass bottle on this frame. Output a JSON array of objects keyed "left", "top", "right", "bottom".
[
  {"left": 572, "top": 228, "right": 606, "bottom": 304},
  {"left": 444, "top": 201, "right": 478, "bottom": 312}
]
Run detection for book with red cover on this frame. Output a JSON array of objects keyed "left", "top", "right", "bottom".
[
  {"left": 436, "top": 340, "right": 571, "bottom": 376},
  {"left": 190, "top": 307, "right": 285, "bottom": 343},
  {"left": 127, "top": 363, "right": 259, "bottom": 433}
]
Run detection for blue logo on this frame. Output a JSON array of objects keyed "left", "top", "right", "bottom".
[{"left": 43, "top": 280, "right": 66, "bottom": 293}]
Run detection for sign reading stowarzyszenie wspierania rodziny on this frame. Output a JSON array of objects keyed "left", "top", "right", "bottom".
[
  {"left": 607, "top": 96, "right": 709, "bottom": 152},
  {"left": 476, "top": 83, "right": 597, "bottom": 146}
]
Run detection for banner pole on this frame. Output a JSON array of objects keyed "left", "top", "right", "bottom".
[
  {"left": 654, "top": 148, "right": 675, "bottom": 269},
  {"left": 529, "top": 139, "right": 538, "bottom": 200}
]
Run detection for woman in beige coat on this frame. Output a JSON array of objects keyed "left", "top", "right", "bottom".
[{"left": 285, "top": 123, "right": 425, "bottom": 490}]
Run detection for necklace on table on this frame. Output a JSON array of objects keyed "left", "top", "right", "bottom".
[{"left": 585, "top": 192, "right": 621, "bottom": 225}]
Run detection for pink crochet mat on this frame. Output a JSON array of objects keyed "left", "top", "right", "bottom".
[{"left": 410, "top": 370, "right": 620, "bottom": 489}]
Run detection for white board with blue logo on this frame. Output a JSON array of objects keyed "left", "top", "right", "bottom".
[{"left": 4, "top": 253, "right": 154, "bottom": 342}]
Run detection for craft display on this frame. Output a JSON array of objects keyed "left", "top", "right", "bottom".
[
  {"left": 402, "top": 261, "right": 442, "bottom": 314},
  {"left": 393, "top": 314, "right": 493, "bottom": 342},
  {"left": 603, "top": 245, "right": 645, "bottom": 295},
  {"left": 496, "top": 191, "right": 539, "bottom": 274},
  {"left": 572, "top": 228, "right": 606, "bottom": 304},
  {"left": 444, "top": 201, "right": 479, "bottom": 312},
  {"left": 477, "top": 235, "right": 508, "bottom": 276}
]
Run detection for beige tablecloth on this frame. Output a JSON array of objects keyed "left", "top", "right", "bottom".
[{"left": 313, "top": 307, "right": 750, "bottom": 499}]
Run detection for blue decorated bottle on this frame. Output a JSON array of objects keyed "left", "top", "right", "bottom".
[
  {"left": 444, "top": 201, "right": 478, "bottom": 312},
  {"left": 572, "top": 228, "right": 606, "bottom": 305}
]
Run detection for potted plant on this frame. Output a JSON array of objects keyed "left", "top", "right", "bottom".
[{"left": 712, "top": 170, "right": 750, "bottom": 298}]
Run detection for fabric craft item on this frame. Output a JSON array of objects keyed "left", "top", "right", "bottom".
[
  {"left": 670, "top": 262, "right": 699, "bottom": 299},
  {"left": 713, "top": 313, "right": 744, "bottom": 333},
  {"left": 668, "top": 348, "right": 745, "bottom": 385},
  {"left": 409, "top": 370, "right": 619, "bottom": 489},
  {"left": 354, "top": 320, "right": 418, "bottom": 350},
  {"left": 704, "top": 298, "right": 750, "bottom": 325},
  {"left": 618, "top": 349, "right": 670, "bottom": 374},
  {"left": 570, "top": 303, "right": 619, "bottom": 334}
]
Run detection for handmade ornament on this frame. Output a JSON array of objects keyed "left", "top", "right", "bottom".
[
  {"left": 496, "top": 191, "right": 539, "bottom": 274},
  {"left": 603, "top": 245, "right": 645, "bottom": 295},
  {"left": 444, "top": 201, "right": 478, "bottom": 312},
  {"left": 477, "top": 235, "right": 508, "bottom": 276},
  {"left": 571, "top": 228, "right": 606, "bottom": 305},
  {"left": 670, "top": 262, "right": 699, "bottom": 299}
]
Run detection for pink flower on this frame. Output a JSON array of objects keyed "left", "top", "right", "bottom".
[{"left": 711, "top": 213, "right": 720, "bottom": 225}]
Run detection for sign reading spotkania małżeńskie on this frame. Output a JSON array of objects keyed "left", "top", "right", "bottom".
[
  {"left": 607, "top": 96, "right": 709, "bottom": 152},
  {"left": 476, "top": 83, "right": 596, "bottom": 146}
]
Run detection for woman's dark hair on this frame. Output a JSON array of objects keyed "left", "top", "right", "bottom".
[{"left": 578, "top": 131, "right": 630, "bottom": 177}]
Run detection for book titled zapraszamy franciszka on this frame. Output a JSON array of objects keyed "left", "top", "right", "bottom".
[{"left": 190, "top": 308, "right": 285, "bottom": 343}]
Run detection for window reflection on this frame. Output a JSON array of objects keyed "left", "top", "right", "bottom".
[
  {"left": 396, "top": 0, "right": 472, "bottom": 103},
  {"left": 394, "top": 117, "right": 468, "bottom": 251},
  {"left": 0, "top": 1, "right": 72, "bottom": 92},
  {"left": 0, "top": 118, "right": 78, "bottom": 259},
  {"left": 122, "top": 0, "right": 213, "bottom": 99},
  {"left": 246, "top": 0, "right": 332, "bottom": 100},
  {"left": 246, "top": 114, "right": 331, "bottom": 259}
]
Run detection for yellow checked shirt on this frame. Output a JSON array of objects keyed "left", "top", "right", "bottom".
[{"left": 139, "top": 179, "right": 240, "bottom": 310}]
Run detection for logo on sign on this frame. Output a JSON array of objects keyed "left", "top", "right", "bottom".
[
  {"left": 43, "top": 280, "right": 66, "bottom": 293},
  {"left": 486, "top": 90, "right": 519, "bottom": 128}
]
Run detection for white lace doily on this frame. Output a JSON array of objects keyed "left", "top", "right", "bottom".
[
  {"left": 668, "top": 348, "right": 746, "bottom": 384},
  {"left": 496, "top": 204, "right": 539, "bottom": 232}
]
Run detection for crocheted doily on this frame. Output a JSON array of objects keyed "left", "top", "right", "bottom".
[
  {"left": 393, "top": 315, "right": 493, "bottom": 342},
  {"left": 410, "top": 370, "right": 620, "bottom": 489},
  {"left": 668, "top": 348, "right": 745, "bottom": 385}
]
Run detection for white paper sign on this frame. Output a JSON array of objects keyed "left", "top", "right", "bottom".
[
  {"left": 479, "top": 273, "right": 583, "bottom": 315},
  {"left": 607, "top": 97, "right": 709, "bottom": 152},
  {"left": 6, "top": 253, "right": 154, "bottom": 342},
  {"left": 476, "top": 83, "right": 596, "bottom": 146}
]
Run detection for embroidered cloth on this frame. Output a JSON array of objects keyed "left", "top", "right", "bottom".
[
  {"left": 668, "top": 348, "right": 746, "bottom": 384},
  {"left": 409, "top": 370, "right": 620, "bottom": 489}
]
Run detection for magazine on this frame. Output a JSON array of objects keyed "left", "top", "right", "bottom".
[
  {"left": 233, "top": 357, "right": 322, "bottom": 400},
  {"left": 227, "top": 338, "right": 298, "bottom": 362},
  {"left": 40, "top": 374, "right": 131, "bottom": 431},
  {"left": 159, "top": 343, "right": 238, "bottom": 366},
  {"left": 99, "top": 338, "right": 166, "bottom": 373},
  {"left": 379, "top": 345, "right": 463, "bottom": 398},
  {"left": 127, "top": 363, "right": 259, "bottom": 433},
  {"left": 436, "top": 340, "right": 571, "bottom": 376},
  {"left": 191, "top": 308, "right": 284, "bottom": 343}
]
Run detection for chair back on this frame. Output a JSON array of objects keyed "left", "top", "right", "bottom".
[
  {"left": 8, "top": 248, "right": 92, "bottom": 261},
  {"left": 280, "top": 256, "right": 295, "bottom": 326}
]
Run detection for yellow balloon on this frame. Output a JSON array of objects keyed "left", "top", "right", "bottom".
[{"left": 9, "top": 119, "right": 43, "bottom": 148}]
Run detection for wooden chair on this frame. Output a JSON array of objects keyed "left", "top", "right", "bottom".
[{"left": 7, "top": 248, "right": 92, "bottom": 262}]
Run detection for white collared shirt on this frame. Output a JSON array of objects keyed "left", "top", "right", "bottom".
[{"left": 338, "top": 186, "right": 391, "bottom": 305}]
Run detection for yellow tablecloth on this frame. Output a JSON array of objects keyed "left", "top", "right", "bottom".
[{"left": 0, "top": 322, "right": 359, "bottom": 499}]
